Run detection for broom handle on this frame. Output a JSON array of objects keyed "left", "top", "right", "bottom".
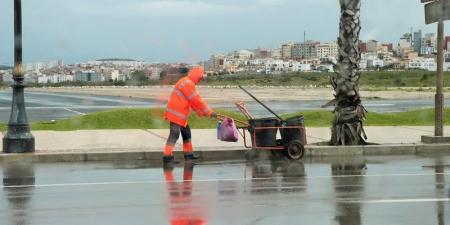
[{"left": 238, "top": 85, "right": 283, "bottom": 121}]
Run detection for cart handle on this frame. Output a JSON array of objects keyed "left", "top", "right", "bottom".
[{"left": 216, "top": 114, "right": 249, "bottom": 126}]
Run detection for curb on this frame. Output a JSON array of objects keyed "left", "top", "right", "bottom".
[{"left": 0, "top": 144, "right": 449, "bottom": 163}]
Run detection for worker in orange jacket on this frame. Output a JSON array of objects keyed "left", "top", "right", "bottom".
[{"left": 163, "top": 66, "right": 216, "bottom": 163}]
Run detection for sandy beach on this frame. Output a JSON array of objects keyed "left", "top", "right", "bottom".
[{"left": 27, "top": 86, "right": 448, "bottom": 104}]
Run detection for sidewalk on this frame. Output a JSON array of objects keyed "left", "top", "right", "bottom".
[{"left": 1, "top": 126, "right": 449, "bottom": 163}]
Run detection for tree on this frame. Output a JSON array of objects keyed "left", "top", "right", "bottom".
[
  {"left": 130, "top": 70, "right": 149, "bottom": 83},
  {"left": 330, "top": 0, "right": 367, "bottom": 145}
]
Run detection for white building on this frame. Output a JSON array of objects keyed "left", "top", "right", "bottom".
[
  {"left": 0, "top": 70, "right": 13, "bottom": 83},
  {"left": 111, "top": 70, "right": 126, "bottom": 81},
  {"left": 264, "top": 60, "right": 312, "bottom": 73},
  {"left": 92, "top": 59, "right": 146, "bottom": 68},
  {"left": 420, "top": 46, "right": 436, "bottom": 56},
  {"left": 38, "top": 74, "right": 73, "bottom": 84},
  {"left": 26, "top": 60, "right": 62, "bottom": 72},
  {"left": 361, "top": 53, "right": 385, "bottom": 69},
  {"left": 359, "top": 60, "right": 368, "bottom": 70},
  {"left": 291, "top": 62, "right": 312, "bottom": 72},
  {"left": 408, "top": 57, "right": 437, "bottom": 71},
  {"left": 398, "top": 33, "right": 413, "bottom": 49},
  {"left": 265, "top": 59, "right": 288, "bottom": 74},
  {"left": 367, "top": 59, "right": 385, "bottom": 68}
]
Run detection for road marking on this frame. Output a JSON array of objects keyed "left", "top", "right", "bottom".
[
  {"left": 63, "top": 108, "right": 86, "bottom": 116},
  {"left": 2, "top": 172, "right": 450, "bottom": 189},
  {"left": 342, "top": 198, "right": 450, "bottom": 204}
]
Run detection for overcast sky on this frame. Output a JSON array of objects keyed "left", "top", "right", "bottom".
[{"left": 0, "top": 0, "right": 447, "bottom": 65}]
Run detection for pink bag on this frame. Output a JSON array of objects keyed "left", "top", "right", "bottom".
[{"left": 219, "top": 117, "right": 239, "bottom": 142}]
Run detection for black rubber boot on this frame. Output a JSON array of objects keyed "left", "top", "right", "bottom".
[{"left": 184, "top": 153, "right": 199, "bottom": 160}]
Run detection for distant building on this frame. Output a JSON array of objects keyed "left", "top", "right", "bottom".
[
  {"left": 281, "top": 43, "right": 294, "bottom": 60},
  {"left": 408, "top": 57, "right": 436, "bottom": 71},
  {"left": 445, "top": 36, "right": 450, "bottom": 50},
  {"left": 292, "top": 41, "right": 319, "bottom": 59},
  {"left": 38, "top": 74, "right": 73, "bottom": 84},
  {"left": 74, "top": 71, "right": 103, "bottom": 82},
  {"left": 254, "top": 48, "right": 271, "bottom": 59},
  {"left": 399, "top": 33, "right": 413, "bottom": 49},
  {"left": 366, "top": 40, "right": 378, "bottom": 53},
  {"left": 361, "top": 53, "right": 384, "bottom": 69},
  {"left": 149, "top": 67, "right": 162, "bottom": 80},
  {"left": 208, "top": 54, "right": 225, "bottom": 71},
  {"left": 316, "top": 42, "right": 338, "bottom": 60},
  {"left": 358, "top": 41, "right": 367, "bottom": 53},
  {"left": 367, "top": 59, "right": 385, "bottom": 68},
  {"left": 421, "top": 33, "right": 437, "bottom": 55},
  {"left": 92, "top": 59, "right": 146, "bottom": 68},
  {"left": 292, "top": 63, "right": 312, "bottom": 72},
  {"left": 0, "top": 70, "right": 13, "bottom": 84},
  {"left": 271, "top": 48, "right": 282, "bottom": 59},
  {"left": 421, "top": 46, "right": 436, "bottom": 56},
  {"left": 381, "top": 43, "right": 393, "bottom": 52},
  {"left": 111, "top": 70, "right": 126, "bottom": 81},
  {"left": 26, "top": 60, "right": 62, "bottom": 72},
  {"left": 413, "top": 30, "right": 422, "bottom": 54},
  {"left": 232, "top": 50, "right": 254, "bottom": 60}
]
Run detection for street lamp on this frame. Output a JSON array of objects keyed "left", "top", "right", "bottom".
[
  {"left": 3, "top": 0, "right": 35, "bottom": 153},
  {"left": 421, "top": 0, "right": 450, "bottom": 143}
]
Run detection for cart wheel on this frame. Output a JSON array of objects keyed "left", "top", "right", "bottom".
[{"left": 284, "top": 140, "right": 305, "bottom": 160}]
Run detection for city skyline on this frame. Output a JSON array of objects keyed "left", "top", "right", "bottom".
[{"left": 0, "top": 0, "right": 447, "bottom": 65}]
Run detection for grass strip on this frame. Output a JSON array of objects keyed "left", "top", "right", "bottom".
[{"left": 13, "top": 108, "right": 448, "bottom": 131}]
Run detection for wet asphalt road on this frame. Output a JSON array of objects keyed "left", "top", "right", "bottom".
[
  {"left": 0, "top": 90, "right": 448, "bottom": 122},
  {"left": 0, "top": 155, "right": 449, "bottom": 225},
  {"left": 0, "top": 90, "right": 158, "bottom": 122}
]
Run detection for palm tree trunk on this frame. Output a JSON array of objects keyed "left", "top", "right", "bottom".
[{"left": 331, "top": 0, "right": 367, "bottom": 145}]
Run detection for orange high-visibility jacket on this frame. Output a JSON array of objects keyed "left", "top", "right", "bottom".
[{"left": 164, "top": 67, "right": 213, "bottom": 127}]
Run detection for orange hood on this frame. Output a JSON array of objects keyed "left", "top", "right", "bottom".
[{"left": 188, "top": 66, "right": 204, "bottom": 84}]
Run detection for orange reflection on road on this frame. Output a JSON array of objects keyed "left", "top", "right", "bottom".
[{"left": 163, "top": 163, "right": 207, "bottom": 225}]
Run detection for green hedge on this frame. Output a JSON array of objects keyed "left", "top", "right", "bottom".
[{"left": 0, "top": 108, "right": 443, "bottom": 131}]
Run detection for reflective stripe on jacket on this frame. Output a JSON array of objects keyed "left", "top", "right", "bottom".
[{"left": 164, "top": 67, "right": 212, "bottom": 127}]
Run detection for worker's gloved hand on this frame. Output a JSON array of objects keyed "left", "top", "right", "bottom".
[{"left": 210, "top": 112, "right": 218, "bottom": 118}]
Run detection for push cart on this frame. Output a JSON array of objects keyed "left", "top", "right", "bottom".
[{"left": 218, "top": 86, "right": 307, "bottom": 160}]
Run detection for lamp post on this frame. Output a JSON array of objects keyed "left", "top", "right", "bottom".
[
  {"left": 3, "top": 0, "right": 35, "bottom": 153},
  {"left": 421, "top": 0, "right": 450, "bottom": 143}
]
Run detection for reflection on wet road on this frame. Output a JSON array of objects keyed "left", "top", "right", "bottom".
[{"left": 0, "top": 155, "right": 449, "bottom": 225}]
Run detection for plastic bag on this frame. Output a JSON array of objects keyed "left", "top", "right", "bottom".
[{"left": 219, "top": 117, "right": 239, "bottom": 142}]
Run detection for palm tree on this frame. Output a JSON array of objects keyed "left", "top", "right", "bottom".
[{"left": 330, "top": 0, "right": 367, "bottom": 145}]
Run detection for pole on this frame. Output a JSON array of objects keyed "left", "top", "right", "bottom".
[
  {"left": 435, "top": 20, "right": 444, "bottom": 136},
  {"left": 3, "top": 0, "right": 35, "bottom": 153}
]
